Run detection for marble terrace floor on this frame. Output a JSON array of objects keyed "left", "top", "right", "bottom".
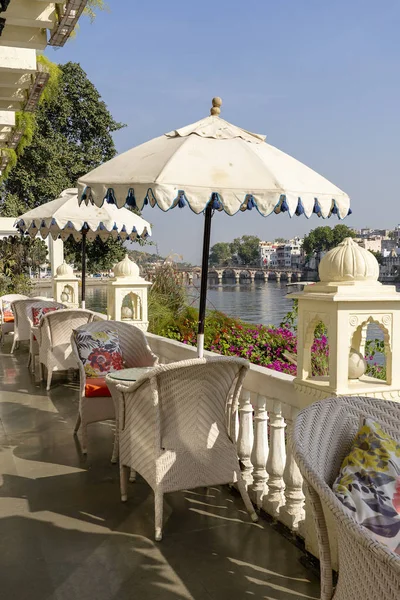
[{"left": 0, "top": 339, "right": 320, "bottom": 600}]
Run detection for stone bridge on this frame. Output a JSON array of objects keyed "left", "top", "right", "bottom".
[{"left": 168, "top": 266, "right": 303, "bottom": 284}]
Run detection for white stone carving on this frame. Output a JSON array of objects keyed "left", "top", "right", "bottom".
[
  {"left": 107, "top": 255, "right": 151, "bottom": 330},
  {"left": 319, "top": 237, "right": 379, "bottom": 282},
  {"left": 288, "top": 237, "right": 400, "bottom": 402}
]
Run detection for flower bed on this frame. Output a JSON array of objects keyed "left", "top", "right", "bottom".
[
  {"left": 147, "top": 266, "right": 385, "bottom": 380},
  {"left": 156, "top": 306, "right": 385, "bottom": 380}
]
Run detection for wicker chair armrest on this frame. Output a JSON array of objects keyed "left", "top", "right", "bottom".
[
  {"left": 38, "top": 318, "right": 51, "bottom": 349},
  {"left": 124, "top": 346, "right": 158, "bottom": 369},
  {"left": 117, "top": 377, "right": 154, "bottom": 432},
  {"left": 70, "top": 333, "right": 87, "bottom": 398}
]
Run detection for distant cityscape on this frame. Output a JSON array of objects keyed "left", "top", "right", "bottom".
[{"left": 258, "top": 227, "right": 400, "bottom": 282}]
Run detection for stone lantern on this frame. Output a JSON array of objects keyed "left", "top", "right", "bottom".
[
  {"left": 107, "top": 254, "right": 151, "bottom": 331},
  {"left": 53, "top": 262, "right": 79, "bottom": 308},
  {"left": 290, "top": 238, "right": 400, "bottom": 405}
]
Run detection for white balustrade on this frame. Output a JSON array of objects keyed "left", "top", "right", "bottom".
[
  {"left": 145, "top": 333, "right": 309, "bottom": 549},
  {"left": 280, "top": 407, "right": 305, "bottom": 530},
  {"left": 263, "top": 400, "right": 286, "bottom": 517},
  {"left": 250, "top": 394, "right": 269, "bottom": 507}
]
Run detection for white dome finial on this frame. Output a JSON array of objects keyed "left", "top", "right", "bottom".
[
  {"left": 113, "top": 254, "right": 140, "bottom": 279},
  {"left": 319, "top": 237, "right": 380, "bottom": 283},
  {"left": 56, "top": 261, "right": 74, "bottom": 277}
]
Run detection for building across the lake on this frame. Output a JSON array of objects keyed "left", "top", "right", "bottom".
[{"left": 259, "top": 238, "right": 303, "bottom": 269}]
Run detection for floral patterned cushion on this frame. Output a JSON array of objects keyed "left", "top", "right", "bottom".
[
  {"left": 74, "top": 329, "right": 124, "bottom": 378},
  {"left": 2, "top": 300, "right": 13, "bottom": 319},
  {"left": 32, "top": 306, "right": 58, "bottom": 326},
  {"left": 333, "top": 418, "right": 400, "bottom": 555}
]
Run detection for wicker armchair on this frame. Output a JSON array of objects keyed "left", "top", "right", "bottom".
[
  {"left": 292, "top": 396, "right": 400, "bottom": 600},
  {"left": 71, "top": 320, "right": 158, "bottom": 456},
  {"left": 0, "top": 293, "right": 27, "bottom": 344},
  {"left": 10, "top": 298, "right": 65, "bottom": 357},
  {"left": 38, "top": 309, "right": 97, "bottom": 390},
  {"left": 118, "top": 356, "right": 258, "bottom": 541}
]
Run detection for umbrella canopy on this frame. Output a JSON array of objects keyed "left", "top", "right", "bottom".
[
  {"left": 78, "top": 98, "right": 351, "bottom": 355},
  {"left": 15, "top": 188, "right": 151, "bottom": 242},
  {"left": 15, "top": 188, "right": 151, "bottom": 307}
]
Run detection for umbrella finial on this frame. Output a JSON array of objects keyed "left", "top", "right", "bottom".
[{"left": 210, "top": 97, "right": 222, "bottom": 116}]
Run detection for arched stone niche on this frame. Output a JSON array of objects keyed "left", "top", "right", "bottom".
[
  {"left": 53, "top": 262, "right": 79, "bottom": 308},
  {"left": 289, "top": 238, "right": 400, "bottom": 406},
  {"left": 301, "top": 313, "right": 331, "bottom": 381},
  {"left": 121, "top": 291, "right": 142, "bottom": 321},
  {"left": 349, "top": 315, "right": 392, "bottom": 385},
  {"left": 107, "top": 255, "right": 151, "bottom": 331}
]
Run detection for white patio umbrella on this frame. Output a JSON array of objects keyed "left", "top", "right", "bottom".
[
  {"left": 15, "top": 188, "right": 151, "bottom": 308},
  {"left": 78, "top": 98, "right": 351, "bottom": 355}
]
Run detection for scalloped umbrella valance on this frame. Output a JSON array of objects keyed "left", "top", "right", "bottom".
[
  {"left": 78, "top": 98, "right": 351, "bottom": 355},
  {"left": 15, "top": 188, "right": 151, "bottom": 308}
]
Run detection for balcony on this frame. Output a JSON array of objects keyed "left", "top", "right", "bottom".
[
  {"left": 0, "top": 1, "right": 89, "bottom": 169},
  {"left": 0, "top": 336, "right": 321, "bottom": 599}
]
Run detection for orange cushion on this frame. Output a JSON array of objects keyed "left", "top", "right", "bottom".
[
  {"left": 85, "top": 377, "right": 111, "bottom": 398},
  {"left": 3, "top": 315, "right": 14, "bottom": 323}
]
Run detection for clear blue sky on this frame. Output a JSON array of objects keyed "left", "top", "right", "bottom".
[{"left": 47, "top": 1, "right": 400, "bottom": 263}]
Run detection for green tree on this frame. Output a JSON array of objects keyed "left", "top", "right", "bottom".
[
  {"left": 209, "top": 242, "right": 232, "bottom": 266},
  {"left": 274, "top": 237, "right": 286, "bottom": 243},
  {"left": 0, "top": 193, "right": 26, "bottom": 217},
  {"left": 303, "top": 224, "right": 355, "bottom": 258},
  {"left": 0, "top": 235, "right": 47, "bottom": 294},
  {"left": 0, "top": 236, "right": 47, "bottom": 277},
  {"left": 332, "top": 224, "right": 356, "bottom": 247},
  {"left": 0, "top": 61, "right": 129, "bottom": 279},
  {"left": 1, "top": 62, "right": 124, "bottom": 211},
  {"left": 230, "top": 235, "right": 261, "bottom": 265},
  {"left": 369, "top": 250, "right": 383, "bottom": 265},
  {"left": 64, "top": 237, "right": 126, "bottom": 274},
  {"left": 84, "top": 0, "right": 108, "bottom": 21}
]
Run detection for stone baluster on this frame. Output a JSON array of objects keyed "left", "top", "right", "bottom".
[
  {"left": 263, "top": 400, "right": 286, "bottom": 517},
  {"left": 250, "top": 395, "right": 269, "bottom": 507},
  {"left": 237, "top": 390, "right": 254, "bottom": 486},
  {"left": 280, "top": 407, "right": 305, "bottom": 530}
]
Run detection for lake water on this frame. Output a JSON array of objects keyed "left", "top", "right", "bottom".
[
  {"left": 85, "top": 279, "right": 296, "bottom": 327},
  {"left": 85, "top": 278, "right": 388, "bottom": 359}
]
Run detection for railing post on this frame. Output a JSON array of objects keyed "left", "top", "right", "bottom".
[
  {"left": 237, "top": 390, "right": 253, "bottom": 486},
  {"left": 263, "top": 400, "right": 286, "bottom": 517},
  {"left": 280, "top": 407, "right": 305, "bottom": 530},
  {"left": 250, "top": 394, "right": 269, "bottom": 507}
]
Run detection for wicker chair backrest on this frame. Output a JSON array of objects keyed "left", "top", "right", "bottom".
[{"left": 40, "top": 309, "right": 95, "bottom": 346}]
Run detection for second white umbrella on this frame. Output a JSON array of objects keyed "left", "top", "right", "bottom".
[{"left": 15, "top": 188, "right": 151, "bottom": 307}]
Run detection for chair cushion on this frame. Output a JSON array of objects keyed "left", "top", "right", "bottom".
[
  {"left": 74, "top": 329, "right": 124, "bottom": 378},
  {"left": 2, "top": 301, "right": 13, "bottom": 321},
  {"left": 85, "top": 377, "right": 112, "bottom": 397},
  {"left": 333, "top": 418, "right": 400, "bottom": 555},
  {"left": 32, "top": 306, "right": 58, "bottom": 326}
]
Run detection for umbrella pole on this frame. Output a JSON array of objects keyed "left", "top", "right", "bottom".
[
  {"left": 197, "top": 203, "right": 213, "bottom": 358},
  {"left": 81, "top": 225, "right": 88, "bottom": 309}
]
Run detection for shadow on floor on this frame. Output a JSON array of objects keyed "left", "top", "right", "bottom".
[{"left": 0, "top": 343, "right": 320, "bottom": 599}]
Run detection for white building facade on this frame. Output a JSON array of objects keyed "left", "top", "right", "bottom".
[
  {"left": 259, "top": 238, "right": 303, "bottom": 269},
  {"left": 0, "top": 1, "right": 89, "bottom": 173}
]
